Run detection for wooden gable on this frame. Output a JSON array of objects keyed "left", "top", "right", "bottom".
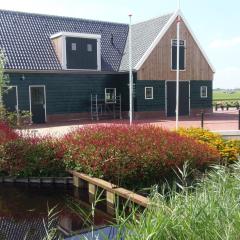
[{"left": 137, "top": 17, "right": 214, "bottom": 81}]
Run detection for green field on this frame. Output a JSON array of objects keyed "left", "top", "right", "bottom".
[{"left": 213, "top": 89, "right": 240, "bottom": 100}]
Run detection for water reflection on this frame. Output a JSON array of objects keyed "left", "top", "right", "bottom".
[{"left": 0, "top": 184, "right": 113, "bottom": 239}]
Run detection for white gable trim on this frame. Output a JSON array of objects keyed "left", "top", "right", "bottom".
[
  {"left": 134, "top": 10, "right": 215, "bottom": 73},
  {"left": 50, "top": 32, "right": 101, "bottom": 40}
]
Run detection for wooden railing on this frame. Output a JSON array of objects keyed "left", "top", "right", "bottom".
[{"left": 69, "top": 170, "right": 149, "bottom": 214}]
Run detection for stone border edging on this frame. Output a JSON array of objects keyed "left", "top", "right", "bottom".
[{"left": 0, "top": 176, "right": 73, "bottom": 184}]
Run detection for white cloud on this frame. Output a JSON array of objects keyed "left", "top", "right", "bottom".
[
  {"left": 209, "top": 37, "right": 240, "bottom": 49},
  {"left": 214, "top": 67, "right": 240, "bottom": 89}
]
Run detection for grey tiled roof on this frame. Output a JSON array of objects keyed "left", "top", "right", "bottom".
[
  {"left": 0, "top": 9, "right": 174, "bottom": 73},
  {"left": 119, "top": 13, "right": 173, "bottom": 71},
  {"left": 0, "top": 10, "right": 128, "bottom": 72},
  {"left": 0, "top": 217, "right": 48, "bottom": 240}
]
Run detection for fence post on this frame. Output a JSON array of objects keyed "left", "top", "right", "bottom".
[{"left": 201, "top": 111, "right": 204, "bottom": 129}]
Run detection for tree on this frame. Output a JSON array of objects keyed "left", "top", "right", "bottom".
[{"left": 0, "top": 50, "right": 9, "bottom": 109}]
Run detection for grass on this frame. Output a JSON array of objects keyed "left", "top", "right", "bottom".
[
  {"left": 213, "top": 89, "right": 240, "bottom": 100},
  {"left": 118, "top": 162, "right": 240, "bottom": 240}
]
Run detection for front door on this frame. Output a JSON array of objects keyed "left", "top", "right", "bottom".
[
  {"left": 3, "top": 86, "right": 18, "bottom": 112},
  {"left": 30, "top": 86, "right": 46, "bottom": 124},
  {"left": 166, "top": 81, "right": 189, "bottom": 117}
]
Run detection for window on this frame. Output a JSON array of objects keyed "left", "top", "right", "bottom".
[
  {"left": 71, "top": 43, "right": 77, "bottom": 51},
  {"left": 87, "top": 43, "right": 93, "bottom": 52},
  {"left": 200, "top": 86, "right": 208, "bottom": 98},
  {"left": 171, "top": 39, "right": 186, "bottom": 70},
  {"left": 145, "top": 87, "right": 153, "bottom": 100},
  {"left": 105, "top": 88, "right": 116, "bottom": 103}
]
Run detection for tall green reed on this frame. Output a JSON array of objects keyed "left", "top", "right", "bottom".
[{"left": 117, "top": 161, "right": 240, "bottom": 240}]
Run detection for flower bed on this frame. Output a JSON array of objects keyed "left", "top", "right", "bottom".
[
  {"left": 62, "top": 125, "right": 220, "bottom": 187},
  {"left": 178, "top": 128, "right": 240, "bottom": 163}
]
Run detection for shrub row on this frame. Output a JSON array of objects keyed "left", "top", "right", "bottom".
[
  {"left": 62, "top": 125, "right": 220, "bottom": 187},
  {"left": 0, "top": 123, "right": 223, "bottom": 186}
]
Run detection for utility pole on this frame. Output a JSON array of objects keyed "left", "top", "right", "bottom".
[
  {"left": 176, "top": 1, "right": 181, "bottom": 130},
  {"left": 129, "top": 14, "right": 133, "bottom": 125}
]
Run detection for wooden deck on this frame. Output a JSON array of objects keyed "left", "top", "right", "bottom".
[{"left": 69, "top": 170, "right": 149, "bottom": 208}]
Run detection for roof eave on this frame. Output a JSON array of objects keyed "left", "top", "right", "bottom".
[
  {"left": 4, "top": 69, "right": 127, "bottom": 75},
  {"left": 50, "top": 32, "right": 101, "bottom": 39}
]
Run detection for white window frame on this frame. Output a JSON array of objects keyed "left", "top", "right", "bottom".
[
  {"left": 171, "top": 39, "right": 186, "bottom": 71},
  {"left": 145, "top": 87, "right": 154, "bottom": 100},
  {"left": 200, "top": 86, "right": 208, "bottom": 98},
  {"left": 105, "top": 88, "right": 116, "bottom": 103},
  {"left": 3, "top": 85, "right": 19, "bottom": 112}
]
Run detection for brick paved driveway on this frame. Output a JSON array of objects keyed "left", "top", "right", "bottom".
[{"left": 25, "top": 110, "right": 239, "bottom": 137}]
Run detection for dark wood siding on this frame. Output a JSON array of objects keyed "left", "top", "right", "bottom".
[
  {"left": 134, "top": 80, "right": 212, "bottom": 114},
  {"left": 135, "top": 80, "right": 165, "bottom": 112},
  {"left": 190, "top": 80, "right": 212, "bottom": 109},
  {"left": 66, "top": 37, "right": 97, "bottom": 70},
  {"left": 5, "top": 74, "right": 212, "bottom": 118},
  {"left": 7, "top": 73, "right": 129, "bottom": 115}
]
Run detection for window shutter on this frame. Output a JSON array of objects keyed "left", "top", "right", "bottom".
[
  {"left": 172, "top": 46, "right": 177, "bottom": 70},
  {"left": 179, "top": 46, "right": 185, "bottom": 70}
]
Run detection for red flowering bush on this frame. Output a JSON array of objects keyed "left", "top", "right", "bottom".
[
  {"left": 62, "top": 125, "right": 220, "bottom": 187},
  {"left": 0, "top": 121, "right": 19, "bottom": 144},
  {"left": 0, "top": 122, "right": 66, "bottom": 177}
]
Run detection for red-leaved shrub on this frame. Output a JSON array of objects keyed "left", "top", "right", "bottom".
[
  {"left": 62, "top": 125, "right": 220, "bottom": 187},
  {"left": 0, "top": 122, "right": 19, "bottom": 144},
  {"left": 0, "top": 137, "right": 66, "bottom": 177},
  {"left": 0, "top": 121, "right": 66, "bottom": 177}
]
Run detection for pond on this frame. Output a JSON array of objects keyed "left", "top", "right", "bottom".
[{"left": 0, "top": 183, "right": 114, "bottom": 240}]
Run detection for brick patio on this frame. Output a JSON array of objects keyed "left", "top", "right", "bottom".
[{"left": 24, "top": 109, "right": 240, "bottom": 137}]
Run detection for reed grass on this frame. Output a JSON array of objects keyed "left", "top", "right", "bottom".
[{"left": 118, "top": 162, "right": 240, "bottom": 240}]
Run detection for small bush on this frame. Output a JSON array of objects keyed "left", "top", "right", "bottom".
[
  {"left": 0, "top": 106, "right": 31, "bottom": 128},
  {"left": 178, "top": 128, "right": 240, "bottom": 163},
  {"left": 62, "top": 125, "right": 220, "bottom": 187}
]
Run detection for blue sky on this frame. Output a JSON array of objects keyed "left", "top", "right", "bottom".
[{"left": 1, "top": 0, "right": 240, "bottom": 89}]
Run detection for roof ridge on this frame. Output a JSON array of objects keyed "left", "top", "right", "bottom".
[
  {"left": 0, "top": 8, "right": 128, "bottom": 26},
  {"left": 133, "top": 12, "right": 174, "bottom": 26}
]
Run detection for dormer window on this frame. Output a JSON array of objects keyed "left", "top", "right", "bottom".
[{"left": 51, "top": 32, "right": 101, "bottom": 71}]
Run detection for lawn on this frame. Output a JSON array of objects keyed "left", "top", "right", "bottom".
[{"left": 213, "top": 89, "right": 240, "bottom": 100}]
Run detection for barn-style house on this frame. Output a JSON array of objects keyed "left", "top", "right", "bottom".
[{"left": 1, "top": 9, "right": 214, "bottom": 124}]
